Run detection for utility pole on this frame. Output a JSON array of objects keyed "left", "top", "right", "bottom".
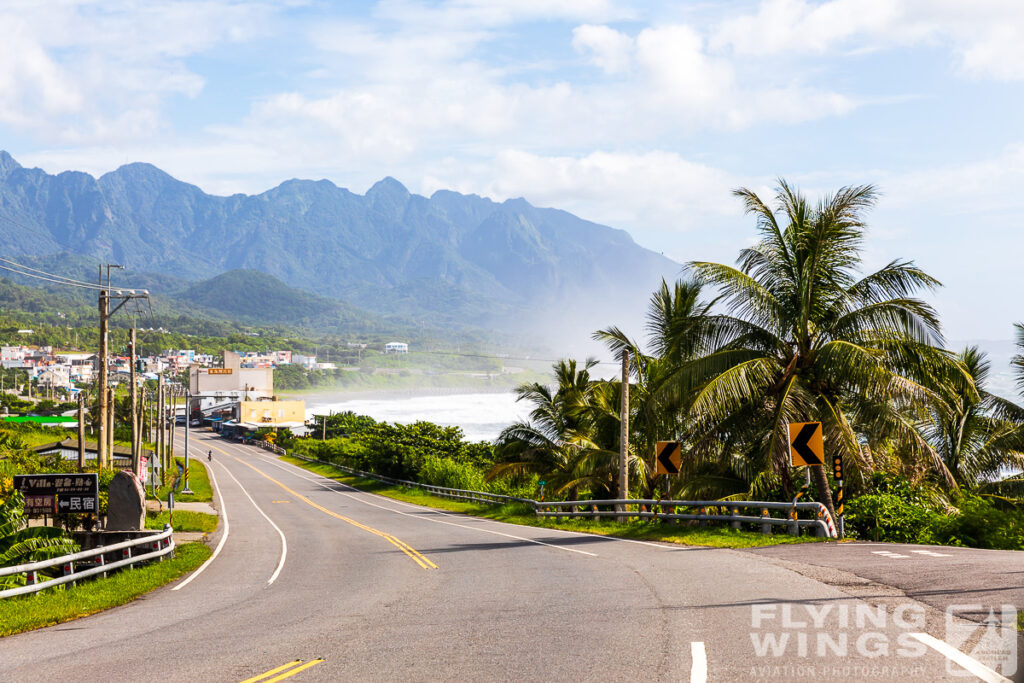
[
  {"left": 129, "top": 325, "right": 138, "bottom": 476},
  {"left": 77, "top": 392, "right": 86, "bottom": 471},
  {"left": 182, "top": 389, "right": 193, "bottom": 495},
  {"left": 156, "top": 376, "right": 164, "bottom": 485},
  {"left": 107, "top": 385, "right": 115, "bottom": 464},
  {"left": 617, "top": 348, "right": 630, "bottom": 522},
  {"left": 97, "top": 267, "right": 109, "bottom": 468},
  {"left": 94, "top": 264, "right": 148, "bottom": 470}
]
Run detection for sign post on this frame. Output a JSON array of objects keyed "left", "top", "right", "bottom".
[
  {"left": 832, "top": 454, "right": 844, "bottom": 538},
  {"left": 13, "top": 473, "right": 99, "bottom": 516}
]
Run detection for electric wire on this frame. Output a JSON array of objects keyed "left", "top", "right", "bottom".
[{"left": 0, "top": 262, "right": 107, "bottom": 290}]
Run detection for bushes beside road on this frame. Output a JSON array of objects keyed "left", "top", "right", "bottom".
[
  {"left": 290, "top": 412, "right": 536, "bottom": 499},
  {"left": 845, "top": 473, "right": 1024, "bottom": 549}
]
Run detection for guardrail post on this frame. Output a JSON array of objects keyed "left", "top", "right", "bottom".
[
  {"left": 26, "top": 570, "right": 37, "bottom": 585},
  {"left": 62, "top": 561, "right": 75, "bottom": 586},
  {"left": 698, "top": 506, "right": 708, "bottom": 527},
  {"left": 731, "top": 507, "right": 740, "bottom": 530},
  {"left": 97, "top": 553, "right": 106, "bottom": 578},
  {"left": 122, "top": 546, "right": 133, "bottom": 568},
  {"left": 760, "top": 508, "right": 771, "bottom": 535}
]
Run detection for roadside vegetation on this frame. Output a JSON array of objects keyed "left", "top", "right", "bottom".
[
  {"left": 291, "top": 181, "right": 1024, "bottom": 550},
  {"left": 153, "top": 457, "right": 212, "bottom": 503},
  {"left": 0, "top": 542, "right": 211, "bottom": 637},
  {"left": 280, "top": 456, "right": 818, "bottom": 548},
  {"left": 145, "top": 510, "right": 217, "bottom": 533}
]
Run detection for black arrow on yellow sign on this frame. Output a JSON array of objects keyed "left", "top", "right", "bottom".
[
  {"left": 655, "top": 441, "right": 681, "bottom": 475},
  {"left": 788, "top": 421, "right": 824, "bottom": 467}
]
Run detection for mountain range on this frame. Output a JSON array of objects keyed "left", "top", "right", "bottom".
[{"left": 0, "top": 151, "right": 679, "bottom": 338}]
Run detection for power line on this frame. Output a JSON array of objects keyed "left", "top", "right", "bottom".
[
  {"left": 0, "top": 256, "right": 108, "bottom": 289},
  {"left": 0, "top": 261, "right": 106, "bottom": 290}
]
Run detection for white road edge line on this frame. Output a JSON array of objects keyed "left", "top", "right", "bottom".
[
  {"left": 171, "top": 449, "right": 228, "bottom": 591},
  {"left": 236, "top": 446, "right": 598, "bottom": 557},
  {"left": 212, "top": 456, "right": 288, "bottom": 586},
  {"left": 909, "top": 632, "right": 1012, "bottom": 683},
  {"left": 690, "top": 642, "right": 707, "bottom": 683}
]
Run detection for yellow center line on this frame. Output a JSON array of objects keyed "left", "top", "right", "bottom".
[
  {"left": 206, "top": 440, "right": 437, "bottom": 570},
  {"left": 263, "top": 659, "right": 324, "bottom": 683},
  {"left": 239, "top": 660, "right": 302, "bottom": 683}
]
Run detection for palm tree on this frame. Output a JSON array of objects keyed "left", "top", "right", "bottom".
[
  {"left": 489, "top": 359, "right": 615, "bottom": 498},
  {"left": 684, "top": 180, "right": 965, "bottom": 518},
  {"left": 594, "top": 278, "right": 732, "bottom": 498},
  {"left": 924, "top": 347, "right": 1024, "bottom": 487}
]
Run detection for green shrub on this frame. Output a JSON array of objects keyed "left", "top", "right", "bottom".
[
  {"left": 419, "top": 455, "right": 488, "bottom": 491},
  {"left": 844, "top": 492, "right": 940, "bottom": 543},
  {"left": 929, "top": 496, "right": 1024, "bottom": 550}
]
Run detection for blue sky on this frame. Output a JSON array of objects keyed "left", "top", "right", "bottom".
[{"left": 2, "top": 0, "right": 1024, "bottom": 340}]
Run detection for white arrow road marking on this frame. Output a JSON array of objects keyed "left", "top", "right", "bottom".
[
  {"left": 213, "top": 458, "right": 288, "bottom": 585},
  {"left": 172, "top": 452, "right": 228, "bottom": 591},
  {"left": 910, "top": 549, "right": 951, "bottom": 557},
  {"left": 871, "top": 551, "right": 910, "bottom": 559},
  {"left": 910, "top": 633, "right": 1012, "bottom": 683},
  {"left": 690, "top": 642, "right": 707, "bottom": 683}
]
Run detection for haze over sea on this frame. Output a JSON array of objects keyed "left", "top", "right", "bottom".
[{"left": 305, "top": 392, "right": 528, "bottom": 442}]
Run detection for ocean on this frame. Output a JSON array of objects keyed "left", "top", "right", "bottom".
[{"left": 304, "top": 392, "right": 529, "bottom": 442}]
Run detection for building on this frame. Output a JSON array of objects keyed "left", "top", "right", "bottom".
[
  {"left": 232, "top": 399, "right": 306, "bottom": 429},
  {"left": 384, "top": 342, "right": 408, "bottom": 354},
  {"left": 190, "top": 350, "right": 273, "bottom": 400}
]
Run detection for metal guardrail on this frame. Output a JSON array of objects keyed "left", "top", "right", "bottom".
[
  {"left": 283, "top": 452, "right": 837, "bottom": 538},
  {"left": 287, "top": 452, "right": 534, "bottom": 506},
  {"left": 535, "top": 499, "right": 837, "bottom": 538},
  {"left": 0, "top": 525, "right": 176, "bottom": 599}
]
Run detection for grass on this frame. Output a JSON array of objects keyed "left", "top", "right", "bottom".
[
  {"left": 145, "top": 510, "right": 218, "bottom": 533},
  {"left": 280, "top": 455, "right": 822, "bottom": 549},
  {"left": 0, "top": 542, "right": 212, "bottom": 637},
  {"left": 1019, "top": 610, "right": 1023, "bottom": 632},
  {"left": 153, "top": 457, "right": 213, "bottom": 503}
]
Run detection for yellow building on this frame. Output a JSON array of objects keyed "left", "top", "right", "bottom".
[{"left": 236, "top": 399, "right": 306, "bottom": 429}]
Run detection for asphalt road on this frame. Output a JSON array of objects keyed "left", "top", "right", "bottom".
[{"left": 1, "top": 431, "right": 1020, "bottom": 682}]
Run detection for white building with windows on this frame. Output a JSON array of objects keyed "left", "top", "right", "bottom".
[{"left": 384, "top": 342, "right": 408, "bottom": 354}]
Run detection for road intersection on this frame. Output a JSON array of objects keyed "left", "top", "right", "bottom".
[{"left": 1, "top": 431, "right": 1020, "bottom": 682}]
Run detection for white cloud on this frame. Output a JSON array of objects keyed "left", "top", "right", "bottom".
[
  {"left": 421, "top": 149, "right": 743, "bottom": 235},
  {"left": 0, "top": 0, "right": 276, "bottom": 142},
  {"left": 572, "top": 24, "right": 634, "bottom": 74},
  {"left": 712, "top": 0, "right": 1024, "bottom": 81}
]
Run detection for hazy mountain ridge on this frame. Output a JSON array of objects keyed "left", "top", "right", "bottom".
[{"left": 0, "top": 151, "right": 680, "bottom": 332}]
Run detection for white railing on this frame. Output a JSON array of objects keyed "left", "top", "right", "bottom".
[
  {"left": 0, "top": 525, "right": 175, "bottom": 599},
  {"left": 252, "top": 440, "right": 287, "bottom": 456}
]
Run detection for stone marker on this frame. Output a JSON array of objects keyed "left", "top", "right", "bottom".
[{"left": 107, "top": 470, "right": 146, "bottom": 530}]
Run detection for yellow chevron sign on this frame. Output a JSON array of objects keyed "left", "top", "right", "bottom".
[{"left": 788, "top": 421, "right": 824, "bottom": 466}]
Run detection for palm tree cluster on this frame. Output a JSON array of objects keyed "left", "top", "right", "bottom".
[{"left": 493, "top": 181, "right": 1024, "bottom": 513}]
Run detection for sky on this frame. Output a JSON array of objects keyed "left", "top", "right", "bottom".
[{"left": 2, "top": 0, "right": 1024, "bottom": 341}]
